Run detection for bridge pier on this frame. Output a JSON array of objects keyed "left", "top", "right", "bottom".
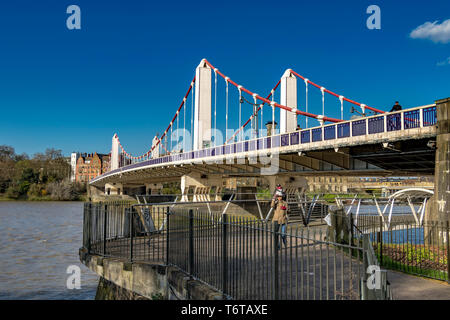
[
  {"left": 145, "top": 183, "right": 163, "bottom": 195},
  {"left": 424, "top": 98, "right": 450, "bottom": 246},
  {"left": 180, "top": 172, "right": 223, "bottom": 202},
  {"left": 105, "top": 183, "right": 123, "bottom": 196},
  {"left": 432, "top": 97, "right": 450, "bottom": 224}
]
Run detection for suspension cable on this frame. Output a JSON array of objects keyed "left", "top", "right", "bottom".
[
  {"left": 183, "top": 96, "right": 186, "bottom": 151},
  {"left": 305, "top": 79, "right": 309, "bottom": 128},
  {"left": 290, "top": 69, "right": 384, "bottom": 114},
  {"left": 238, "top": 86, "right": 242, "bottom": 141},
  {"left": 116, "top": 76, "right": 195, "bottom": 160},
  {"left": 214, "top": 68, "right": 217, "bottom": 147},
  {"left": 225, "top": 80, "right": 280, "bottom": 144},
  {"left": 203, "top": 59, "right": 343, "bottom": 123},
  {"left": 191, "top": 79, "right": 194, "bottom": 151}
]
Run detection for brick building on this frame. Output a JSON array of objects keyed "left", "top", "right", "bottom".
[{"left": 75, "top": 152, "right": 110, "bottom": 183}]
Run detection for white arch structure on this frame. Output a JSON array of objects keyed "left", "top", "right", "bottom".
[
  {"left": 337, "top": 188, "right": 434, "bottom": 229},
  {"left": 385, "top": 188, "right": 434, "bottom": 227}
]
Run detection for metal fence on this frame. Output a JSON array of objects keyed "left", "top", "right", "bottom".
[
  {"left": 82, "top": 201, "right": 391, "bottom": 300},
  {"left": 355, "top": 214, "right": 450, "bottom": 282},
  {"left": 83, "top": 202, "right": 168, "bottom": 264}
]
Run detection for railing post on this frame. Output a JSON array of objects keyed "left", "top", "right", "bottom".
[
  {"left": 350, "top": 211, "right": 354, "bottom": 247},
  {"left": 103, "top": 204, "right": 108, "bottom": 257},
  {"left": 379, "top": 216, "right": 383, "bottom": 266},
  {"left": 166, "top": 206, "right": 170, "bottom": 266},
  {"left": 189, "top": 209, "right": 194, "bottom": 275},
  {"left": 84, "top": 203, "right": 90, "bottom": 254},
  {"left": 222, "top": 213, "right": 228, "bottom": 296},
  {"left": 129, "top": 207, "right": 134, "bottom": 263},
  {"left": 420, "top": 107, "right": 424, "bottom": 128},
  {"left": 400, "top": 111, "right": 405, "bottom": 131},
  {"left": 447, "top": 221, "right": 450, "bottom": 284},
  {"left": 87, "top": 203, "right": 92, "bottom": 254},
  {"left": 335, "top": 123, "right": 337, "bottom": 141},
  {"left": 273, "top": 223, "right": 279, "bottom": 299}
]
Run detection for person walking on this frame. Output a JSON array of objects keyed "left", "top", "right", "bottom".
[
  {"left": 271, "top": 192, "right": 289, "bottom": 249},
  {"left": 272, "top": 184, "right": 284, "bottom": 200},
  {"left": 390, "top": 101, "right": 402, "bottom": 112},
  {"left": 389, "top": 101, "right": 403, "bottom": 129}
]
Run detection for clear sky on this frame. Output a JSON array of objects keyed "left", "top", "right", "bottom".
[{"left": 0, "top": 0, "right": 449, "bottom": 157}]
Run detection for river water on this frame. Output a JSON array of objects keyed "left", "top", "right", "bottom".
[{"left": 0, "top": 201, "right": 99, "bottom": 300}]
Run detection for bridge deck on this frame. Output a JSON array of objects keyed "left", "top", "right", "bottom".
[{"left": 91, "top": 105, "right": 437, "bottom": 186}]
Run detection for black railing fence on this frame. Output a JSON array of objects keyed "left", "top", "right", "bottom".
[
  {"left": 353, "top": 214, "right": 449, "bottom": 282},
  {"left": 83, "top": 201, "right": 391, "bottom": 300}
]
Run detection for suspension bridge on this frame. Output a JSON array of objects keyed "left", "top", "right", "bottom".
[
  {"left": 79, "top": 59, "right": 450, "bottom": 300},
  {"left": 87, "top": 59, "right": 448, "bottom": 223}
]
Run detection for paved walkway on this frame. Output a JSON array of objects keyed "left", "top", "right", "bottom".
[{"left": 387, "top": 270, "right": 450, "bottom": 300}]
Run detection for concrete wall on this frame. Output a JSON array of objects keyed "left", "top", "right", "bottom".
[{"left": 79, "top": 248, "right": 223, "bottom": 300}]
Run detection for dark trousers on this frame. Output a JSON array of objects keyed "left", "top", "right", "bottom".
[{"left": 273, "top": 222, "right": 287, "bottom": 249}]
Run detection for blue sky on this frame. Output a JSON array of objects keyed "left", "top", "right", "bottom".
[{"left": 0, "top": 0, "right": 449, "bottom": 157}]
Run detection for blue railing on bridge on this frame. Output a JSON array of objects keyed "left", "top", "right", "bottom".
[
  {"left": 368, "top": 116, "right": 384, "bottom": 134},
  {"left": 324, "top": 125, "right": 336, "bottom": 140},
  {"left": 337, "top": 122, "right": 350, "bottom": 138},
  {"left": 352, "top": 119, "right": 366, "bottom": 136},
  {"left": 301, "top": 130, "right": 310, "bottom": 144},
  {"left": 93, "top": 105, "right": 437, "bottom": 182}
]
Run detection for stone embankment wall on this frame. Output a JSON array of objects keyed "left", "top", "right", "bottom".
[{"left": 79, "top": 248, "right": 223, "bottom": 300}]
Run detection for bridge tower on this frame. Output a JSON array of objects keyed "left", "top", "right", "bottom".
[
  {"left": 152, "top": 135, "right": 160, "bottom": 158},
  {"left": 193, "top": 59, "right": 212, "bottom": 150},
  {"left": 110, "top": 134, "right": 119, "bottom": 171},
  {"left": 280, "top": 69, "right": 298, "bottom": 133}
]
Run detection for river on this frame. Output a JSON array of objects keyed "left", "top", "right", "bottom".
[{"left": 0, "top": 201, "right": 99, "bottom": 300}]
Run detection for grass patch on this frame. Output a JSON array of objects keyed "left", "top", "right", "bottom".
[{"left": 373, "top": 243, "right": 449, "bottom": 281}]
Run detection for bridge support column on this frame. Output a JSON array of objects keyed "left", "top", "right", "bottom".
[
  {"left": 432, "top": 97, "right": 450, "bottom": 225},
  {"left": 280, "top": 69, "right": 298, "bottom": 134},
  {"left": 180, "top": 172, "right": 223, "bottom": 202},
  {"left": 145, "top": 183, "right": 163, "bottom": 195},
  {"left": 194, "top": 59, "right": 212, "bottom": 150},
  {"left": 105, "top": 183, "right": 123, "bottom": 196},
  {"left": 425, "top": 98, "right": 450, "bottom": 246}
]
